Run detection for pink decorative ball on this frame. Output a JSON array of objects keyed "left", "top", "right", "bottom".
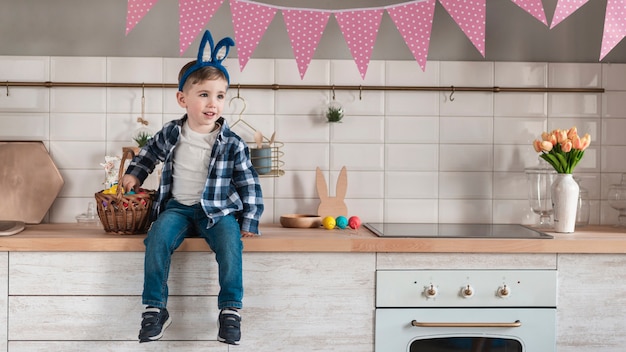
[{"left": 348, "top": 216, "right": 361, "bottom": 229}]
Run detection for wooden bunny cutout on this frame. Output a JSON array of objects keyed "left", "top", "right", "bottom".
[{"left": 316, "top": 166, "right": 348, "bottom": 218}]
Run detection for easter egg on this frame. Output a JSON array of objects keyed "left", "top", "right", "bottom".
[
  {"left": 335, "top": 216, "right": 348, "bottom": 229},
  {"left": 322, "top": 216, "right": 336, "bottom": 230},
  {"left": 348, "top": 216, "right": 361, "bottom": 229}
]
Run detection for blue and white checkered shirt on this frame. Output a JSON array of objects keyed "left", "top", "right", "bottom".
[{"left": 125, "top": 116, "right": 264, "bottom": 234}]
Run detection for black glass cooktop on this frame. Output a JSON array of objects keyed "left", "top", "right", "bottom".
[{"left": 363, "top": 223, "right": 553, "bottom": 239}]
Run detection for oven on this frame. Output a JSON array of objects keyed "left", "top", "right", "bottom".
[{"left": 375, "top": 270, "right": 557, "bottom": 352}]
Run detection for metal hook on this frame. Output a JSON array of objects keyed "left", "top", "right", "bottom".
[
  {"left": 5, "top": 81, "right": 8, "bottom": 97},
  {"left": 359, "top": 85, "right": 362, "bottom": 100},
  {"left": 236, "top": 84, "right": 241, "bottom": 98},
  {"left": 332, "top": 85, "right": 336, "bottom": 101},
  {"left": 449, "top": 85, "right": 455, "bottom": 101}
]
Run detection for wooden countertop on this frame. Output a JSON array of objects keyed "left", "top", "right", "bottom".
[{"left": 1, "top": 223, "right": 626, "bottom": 253}]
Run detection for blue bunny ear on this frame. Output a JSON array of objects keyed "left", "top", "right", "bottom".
[
  {"left": 197, "top": 30, "right": 216, "bottom": 63},
  {"left": 213, "top": 37, "right": 235, "bottom": 62},
  {"left": 178, "top": 30, "right": 236, "bottom": 91}
]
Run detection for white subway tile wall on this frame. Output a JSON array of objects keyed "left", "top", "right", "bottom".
[{"left": 1, "top": 57, "right": 625, "bottom": 225}]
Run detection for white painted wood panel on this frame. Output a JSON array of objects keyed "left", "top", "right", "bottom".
[
  {"left": 9, "top": 341, "right": 228, "bottom": 352},
  {"left": 376, "top": 253, "right": 557, "bottom": 270},
  {"left": 9, "top": 252, "right": 219, "bottom": 295},
  {"left": 240, "top": 252, "right": 376, "bottom": 352},
  {"left": 9, "top": 296, "right": 219, "bottom": 341},
  {"left": 0, "top": 252, "right": 7, "bottom": 352},
  {"left": 557, "top": 254, "right": 626, "bottom": 352}
]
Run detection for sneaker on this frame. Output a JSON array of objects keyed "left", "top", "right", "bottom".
[
  {"left": 218, "top": 308, "right": 241, "bottom": 345},
  {"left": 138, "top": 307, "right": 172, "bottom": 343}
]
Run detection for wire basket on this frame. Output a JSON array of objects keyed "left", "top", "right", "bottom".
[
  {"left": 250, "top": 141, "right": 285, "bottom": 177},
  {"left": 94, "top": 149, "right": 155, "bottom": 234}
]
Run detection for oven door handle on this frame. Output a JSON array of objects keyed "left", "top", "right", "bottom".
[{"left": 411, "top": 320, "right": 522, "bottom": 328}]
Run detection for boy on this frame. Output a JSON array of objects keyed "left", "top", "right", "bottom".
[{"left": 121, "top": 30, "right": 263, "bottom": 345}]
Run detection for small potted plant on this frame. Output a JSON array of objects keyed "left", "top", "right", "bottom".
[
  {"left": 325, "top": 102, "right": 344, "bottom": 123},
  {"left": 124, "top": 118, "right": 153, "bottom": 159},
  {"left": 133, "top": 130, "right": 152, "bottom": 147}
]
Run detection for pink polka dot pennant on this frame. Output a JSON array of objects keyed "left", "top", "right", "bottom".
[
  {"left": 178, "top": 0, "right": 225, "bottom": 55},
  {"left": 600, "top": 0, "right": 626, "bottom": 60},
  {"left": 510, "top": 0, "right": 548, "bottom": 26},
  {"left": 386, "top": 0, "right": 436, "bottom": 71},
  {"left": 282, "top": 9, "right": 331, "bottom": 79},
  {"left": 334, "top": 9, "right": 384, "bottom": 79},
  {"left": 230, "top": 0, "right": 277, "bottom": 71},
  {"left": 125, "top": 0, "right": 159, "bottom": 35},
  {"left": 550, "top": 0, "right": 590, "bottom": 29},
  {"left": 438, "top": 0, "right": 486, "bottom": 57}
]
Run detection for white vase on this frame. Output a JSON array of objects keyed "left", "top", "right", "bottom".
[{"left": 551, "top": 174, "right": 579, "bottom": 233}]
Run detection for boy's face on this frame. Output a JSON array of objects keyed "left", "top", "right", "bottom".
[{"left": 176, "top": 78, "right": 228, "bottom": 134}]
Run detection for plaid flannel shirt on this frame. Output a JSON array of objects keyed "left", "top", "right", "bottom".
[{"left": 125, "top": 115, "right": 264, "bottom": 234}]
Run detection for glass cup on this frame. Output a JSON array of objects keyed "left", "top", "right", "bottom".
[
  {"left": 526, "top": 167, "right": 557, "bottom": 228},
  {"left": 608, "top": 173, "right": 626, "bottom": 227}
]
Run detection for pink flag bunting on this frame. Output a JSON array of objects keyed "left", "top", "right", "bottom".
[
  {"left": 282, "top": 9, "right": 331, "bottom": 79},
  {"left": 178, "top": 0, "right": 225, "bottom": 55},
  {"left": 334, "top": 9, "right": 384, "bottom": 79},
  {"left": 550, "top": 0, "right": 590, "bottom": 29},
  {"left": 509, "top": 0, "right": 548, "bottom": 26},
  {"left": 125, "top": 0, "right": 159, "bottom": 35},
  {"left": 600, "top": 0, "right": 626, "bottom": 60},
  {"left": 230, "top": 0, "right": 277, "bottom": 71},
  {"left": 387, "top": 0, "right": 436, "bottom": 71},
  {"left": 438, "top": 0, "right": 486, "bottom": 57}
]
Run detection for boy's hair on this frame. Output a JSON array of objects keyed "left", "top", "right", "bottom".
[{"left": 178, "top": 62, "right": 228, "bottom": 91}]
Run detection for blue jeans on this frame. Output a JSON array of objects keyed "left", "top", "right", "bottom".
[{"left": 142, "top": 199, "right": 243, "bottom": 310}]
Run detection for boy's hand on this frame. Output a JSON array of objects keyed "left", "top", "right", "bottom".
[
  {"left": 121, "top": 174, "right": 140, "bottom": 193},
  {"left": 241, "top": 231, "right": 256, "bottom": 238}
]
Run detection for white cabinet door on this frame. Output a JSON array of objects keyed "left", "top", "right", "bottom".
[
  {"left": 557, "top": 254, "right": 626, "bottom": 352},
  {"left": 240, "top": 252, "right": 376, "bottom": 352},
  {"left": 0, "top": 252, "right": 7, "bottom": 352}
]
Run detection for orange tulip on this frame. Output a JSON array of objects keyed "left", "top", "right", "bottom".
[
  {"left": 540, "top": 140, "right": 553, "bottom": 152},
  {"left": 542, "top": 132, "right": 557, "bottom": 145},
  {"left": 561, "top": 140, "right": 572, "bottom": 152},
  {"left": 533, "top": 139, "right": 542, "bottom": 152},
  {"left": 567, "top": 126, "right": 578, "bottom": 139},
  {"left": 579, "top": 133, "right": 591, "bottom": 151},
  {"left": 555, "top": 129, "right": 568, "bottom": 144},
  {"left": 571, "top": 135, "right": 582, "bottom": 150}
]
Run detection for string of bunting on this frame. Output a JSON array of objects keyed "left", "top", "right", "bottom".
[{"left": 125, "top": 0, "right": 626, "bottom": 79}]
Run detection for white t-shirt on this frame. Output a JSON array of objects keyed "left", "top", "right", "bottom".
[{"left": 171, "top": 121, "right": 220, "bottom": 205}]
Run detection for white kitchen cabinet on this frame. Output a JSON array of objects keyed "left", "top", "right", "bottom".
[
  {"left": 557, "top": 254, "right": 626, "bottom": 352},
  {"left": 5, "top": 252, "right": 375, "bottom": 352},
  {"left": 8, "top": 250, "right": 626, "bottom": 351},
  {"left": 0, "top": 252, "right": 7, "bottom": 352}
]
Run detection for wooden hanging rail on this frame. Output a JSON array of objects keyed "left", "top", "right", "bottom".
[{"left": 2, "top": 81, "right": 605, "bottom": 93}]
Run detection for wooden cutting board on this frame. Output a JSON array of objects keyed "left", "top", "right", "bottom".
[{"left": 0, "top": 142, "right": 64, "bottom": 224}]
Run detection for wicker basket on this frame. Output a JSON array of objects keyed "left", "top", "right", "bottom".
[{"left": 95, "top": 149, "right": 155, "bottom": 234}]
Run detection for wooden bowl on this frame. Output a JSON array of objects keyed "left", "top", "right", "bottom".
[{"left": 280, "top": 214, "right": 322, "bottom": 228}]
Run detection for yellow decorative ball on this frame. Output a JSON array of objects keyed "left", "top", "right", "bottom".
[{"left": 322, "top": 216, "right": 336, "bottom": 230}]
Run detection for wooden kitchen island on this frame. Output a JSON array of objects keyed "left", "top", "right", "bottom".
[{"left": 1, "top": 224, "right": 625, "bottom": 352}]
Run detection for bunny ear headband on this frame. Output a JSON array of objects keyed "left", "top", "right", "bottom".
[{"left": 178, "top": 30, "right": 235, "bottom": 91}]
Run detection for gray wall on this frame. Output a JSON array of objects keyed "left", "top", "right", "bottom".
[{"left": 0, "top": 0, "right": 622, "bottom": 62}]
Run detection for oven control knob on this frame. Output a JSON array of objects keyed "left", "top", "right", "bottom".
[
  {"left": 461, "top": 284, "right": 474, "bottom": 298},
  {"left": 423, "top": 284, "right": 438, "bottom": 298},
  {"left": 497, "top": 285, "right": 511, "bottom": 297}
]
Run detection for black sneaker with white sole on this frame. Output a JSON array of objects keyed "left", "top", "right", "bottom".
[
  {"left": 138, "top": 307, "right": 172, "bottom": 343},
  {"left": 218, "top": 308, "right": 241, "bottom": 345}
]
